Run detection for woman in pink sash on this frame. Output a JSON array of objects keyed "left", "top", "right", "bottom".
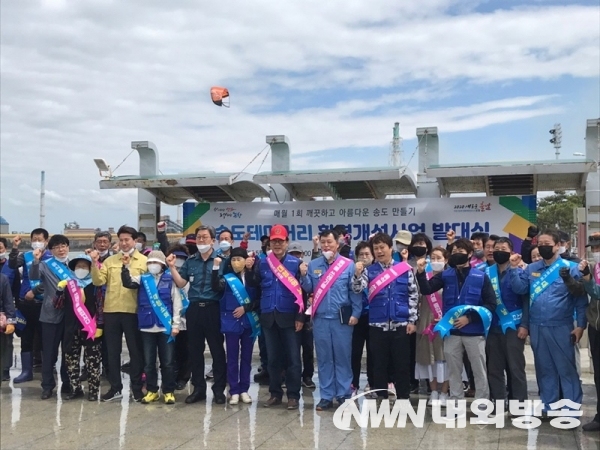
[{"left": 415, "top": 246, "right": 449, "bottom": 407}]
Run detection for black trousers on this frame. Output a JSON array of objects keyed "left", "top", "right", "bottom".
[
  {"left": 186, "top": 301, "right": 226, "bottom": 395},
  {"left": 589, "top": 325, "right": 600, "bottom": 422},
  {"left": 369, "top": 326, "right": 411, "bottom": 399},
  {"left": 351, "top": 314, "right": 373, "bottom": 389},
  {"left": 16, "top": 300, "right": 42, "bottom": 353},
  {"left": 103, "top": 313, "right": 144, "bottom": 392},
  {"left": 175, "top": 330, "right": 191, "bottom": 383},
  {"left": 295, "top": 322, "right": 314, "bottom": 378},
  {"left": 41, "top": 321, "right": 69, "bottom": 391}
]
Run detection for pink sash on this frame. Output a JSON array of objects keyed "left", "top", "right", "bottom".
[
  {"left": 66, "top": 279, "right": 97, "bottom": 340},
  {"left": 422, "top": 271, "right": 444, "bottom": 342},
  {"left": 311, "top": 256, "right": 352, "bottom": 315},
  {"left": 594, "top": 263, "right": 600, "bottom": 285},
  {"left": 267, "top": 253, "right": 304, "bottom": 313},
  {"left": 367, "top": 261, "right": 412, "bottom": 302}
]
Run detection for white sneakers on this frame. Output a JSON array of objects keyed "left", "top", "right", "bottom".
[
  {"left": 230, "top": 392, "right": 252, "bottom": 404},
  {"left": 439, "top": 392, "right": 448, "bottom": 407},
  {"left": 230, "top": 394, "right": 240, "bottom": 405},
  {"left": 428, "top": 391, "right": 448, "bottom": 407},
  {"left": 240, "top": 392, "right": 252, "bottom": 404}
]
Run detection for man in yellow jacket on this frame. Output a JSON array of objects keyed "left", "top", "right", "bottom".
[{"left": 91, "top": 225, "right": 147, "bottom": 402}]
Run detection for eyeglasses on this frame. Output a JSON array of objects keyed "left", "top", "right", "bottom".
[
  {"left": 52, "top": 244, "right": 69, "bottom": 250},
  {"left": 196, "top": 235, "right": 213, "bottom": 243}
]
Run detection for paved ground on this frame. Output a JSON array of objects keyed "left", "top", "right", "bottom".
[{"left": 1, "top": 342, "right": 599, "bottom": 450}]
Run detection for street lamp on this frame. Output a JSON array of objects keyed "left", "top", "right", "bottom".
[{"left": 93, "top": 158, "right": 113, "bottom": 178}]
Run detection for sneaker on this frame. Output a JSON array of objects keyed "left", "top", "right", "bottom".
[
  {"left": 302, "top": 377, "right": 316, "bottom": 389},
  {"left": 316, "top": 399, "right": 334, "bottom": 411},
  {"left": 164, "top": 393, "right": 175, "bottom": 405},
  {"left": 205, "top": 369, "right": 214, "bottom": 380},
  {"left": 240, "top": 392, "right": 252, "bottom": 404},
  {"left": 101, "top": 388, "right": 123, "bottom": 402},
  {"left": 427, "top": 391, "right": 439, "bottom": 406},
  {"left": 439, "top": 392, "right": 448, "bottom": 407},
  {"left": 66, "top": 388, "right": 84, "bottom": 400},
  {"left": 388, "top": 383, "right": 396, "bottom": 397},
  {"left": 132, "top": 390, "right": 144, "bottom": 402},
  {"left": 230, "top": 394, "right": 240, "bottom": 405},
  {"left": 141, "top": 391, "right": 160, "bottom": 404}
]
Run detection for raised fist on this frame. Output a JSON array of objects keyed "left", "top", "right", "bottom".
[
  {"left": 510, "top": 253, "right": 522, "bottom": 269},
  {"left": 166, "top": 254, "right": 177, "bottom": 268},
  {"left": 33, "top": 248, "right": 43, "bottom": 261},
  {"left": 85, "top": 248, "right": 93, "bottom": 255},
  {"left": 111, "top": 242, "right": 120, "bottom": 253},
  {"left": 299, "top": 262, "right": 308, "bottom": 277},
  {"left": 401, "top": 249, "right": 409, "bottom": 261},
  {"left": 157, "top": 221, "right": 166, "bottom": 233},
  {"left": 579, "top": 260, "right": 591, "bottom": 276},
  {"left": 559, "top": 267, "right": 571, "bottom": 281},
  {"left": 89, "top": 250, "right": 100, "bottom": 262},
  {"left": 214, "top": 257, "right": 222, "bottom": 267},
  {"left": 121, "top": 253, "right": 131, "bottom": 265},
  {"left": 245, "top": 257, "right": 255, "bottom": 269},
  {"left": 242, "top": 232, "right": 251, "bottom": 242},
  {"left": 416, "top": 258, "right": 427, "bottom": 273},
  {"left": 355, "top": 261, "right": 364, "bottom": 277},
  {"left": 312, "top": 235, "right": 320, "bottom": 246},
  {"left": 446, "top": 230, "right": 456, "bottom": 243},
  {"left": 13, "top": 235, "right": 22, "bottom": 247}
]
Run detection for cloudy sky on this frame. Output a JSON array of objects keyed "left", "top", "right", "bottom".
[{"left": 1, "top": 0, "right": 599, "bottom": 233}]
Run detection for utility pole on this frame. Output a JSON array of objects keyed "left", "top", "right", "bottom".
[
  {"left": 549, "top": 123, "right": 562, "bottom": 160},
  {"left": 390, "top": 122, "right": 403, "bottom": 166}
]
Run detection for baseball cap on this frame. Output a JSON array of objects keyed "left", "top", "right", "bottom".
[
  {"left": 393, "top": 230, "right": 412, "bottom": 245},
  {"left": 586, "top": 233, "right": 600, "bottom": 247},
  {"left": 288, "top": 242, "right": 303, "bottom": 254},
  {"left": 185, "top": 234, "right": 196, "bottom": 244},
  {"left": 269, "top": 224, "right": 288, "bottom": 240}
]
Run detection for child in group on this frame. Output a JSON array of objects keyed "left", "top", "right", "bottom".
[
  {"left": 54, "top": 255, "right": 104, "bottom": 401},
  {"left": 122, "top": 250, "right": 182, "bottom": 404},
  {"left": 414, "top": 246, "right": 449, "bottom": 406},
  {"left": 211, "top": 247, "right": 260, "bottom": 405}
]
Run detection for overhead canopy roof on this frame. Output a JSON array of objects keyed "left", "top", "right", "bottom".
[
  {"left": 99, "top": 172, "right": 269, "bottom": 205},
  {"left": 425, "top": 159, "right": 597, "bottom": 196},
  {"left": 253, "top": 167, "right": 418, "bottom": 200}
]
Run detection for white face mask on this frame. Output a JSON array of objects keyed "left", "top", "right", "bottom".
[
  {"left": 99, "top": 249, "right": 109, "bottom": 257},
  {"left": 135, "top": 243, "right": 143, "bottom": 251},
  {"left": 219, "top": 241, "right": 232, "bottom": 252},
  {"left": 147, "top": 263, "right": 163, "bottom": 275},
  {"left": 431, "top": 261, "right": 446, "bottom": 272},
  {"left": 121, "top": 248, "right": 135, "bottom": 255},
  {"left": 593, "top": 252, "right": 600, "bottom": 263},
  {"left": 74, "top": 268, "right": 89, "bottom": 279},
  {"left": 175, "top": 259, "right": 185, "bottom": 269},
  {"left": 558, "top": 246, "right": 567, "bottom": 254},
  {"left": 322, "top": 251, "right": 334, "bottom": 260},
  {"left": 55, "top": 256, "right": 68, "bottom": 263},
  {"left": 396, "top": 243, "right": 407, "bottom": 252},
  {"left": 197, "top": 244, "right": 212, "bottom": 254},
  {"left": 32, "top": 242, "right": 45, "bottom": 250},
  {"left": 0, "top": 253, "right": 6, "bottom": 260}
]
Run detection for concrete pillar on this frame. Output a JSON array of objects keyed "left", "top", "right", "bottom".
[
  {"left": 585, "top": 119, "right": 600, "bottom": 246},
  {"left": 416, "top": 127, "right": 441, "bottom": 198},
  {"left": 266, "top": 135, "right": 292, "bottom": 202},
  {"left": 132, "top": 141, "right": 160, "bottom": 242}
]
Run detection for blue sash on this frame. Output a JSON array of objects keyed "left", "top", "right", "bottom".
[
  {"left": 487, "top": 264, "right": 522, "bottom": 333},
  {"left": 223, "top": 273, "right": 261, "bottom": 338},
  {"left": 165, "top": 269, "right": 189, "bottom": 318},
  {"left": 140, "top": 273, "right": 174, "bottom": 342},
  {"left": 46, "top": 258, "right": 74, "bottom": 284},
  {"left": 24, "top": 252, "right": 43, "bottom": 300},
  {"left": 530, "top": 259, "right": 572, "bottom": 306},
  {"left": 475, "top": 261, "right": 488, "bottom": 271},
  {"left": 434, "top": 305, "right": 493, "bottom": 338},
  {"left": 15, "top": 310, "right": 27, "bottom": 331}
]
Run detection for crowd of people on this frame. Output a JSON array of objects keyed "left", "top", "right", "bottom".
[{"left": 0, "top": 222, "right": 599, "bottom": 432}]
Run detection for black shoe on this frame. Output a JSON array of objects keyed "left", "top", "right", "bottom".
[
  {"left": 132, "top": 390, "right": 144, "bottom": 402},
  {"left": 1, "top": 369, "right": 9, "bottom": 381},
  {"left": 41, "top": 389, "right": 53, "bottom": 400},
  {"left": 101, "top": 388, "right": 123, "bottom": 402},
  {"left": 175, "top": 381, "right": 187, "bottom": 390},
  {"left": 410, "top": 383, "right": 420, "bottom": 395},
  {"left": 88, "top": 392, "right": 98, "bottom": 402},
  {"left": 316, "top": 399, "right": 334, "bottom": 411},
  {"left": 185, "top": 389, "right": 206, "bottom": 404},
  {"left": 66, "top": 388, "right": 84, "bottom": 400},
  {"left": 582, "top": 420, "right": 600, "bottom": 432},
  {"left": 214, "top": 393, "right": 226, "bottom": 404},
  {"left": 61, "top": 383, "right": 72, "bottom": 394},
  {"left": 254, "top": 370, "right": 270, "bottom": 385},
  {"left": 79, "top": 368, "right": 89, "bottom": 382},
  {"left": 302, "top": 377, "right": 316, "bottom": 389}
]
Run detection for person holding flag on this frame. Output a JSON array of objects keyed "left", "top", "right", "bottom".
[
  {"left": 415, "top": 238, "right": 496, "bottom": 405},
  {"left": 484, "top": 237, "right": 529, "bottom": 408},
  {"left": 53, "top": 255, "right": 104, "bottom": 401},
  {"left": 352, "top": 232, "right": 419, "bottom": 402},
  {"left": 122, "top": 250, "right": 182, "bottom": 405},
  {"left": 211, "top": 247, "right": 260, "bottom": 405},
  {"left": 509, "top": 230, "right": 587, "bottom": 414},
  {"left": 301, "top": 229, "right": 362, "bottom": 411},
  {"left": 254, "top": 224, "right": 306, "bottom": 410}
]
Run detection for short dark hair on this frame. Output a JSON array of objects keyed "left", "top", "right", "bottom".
[
  {"left": 166, "top": 243, "right": 189, "bottom": 257},
  {"left": 260, "top": 235, "right": 269, "bottom": 243},
  {"left": 219, "top": 229, "right": 233, "bottom": 240},
  {"left": 558, "top": 230, "right": 570, "bottom": 243},
  {"left": 320, "top": 229, "right": 340, "bottom": 241},
  {"left": 137, "top": 232, "right": 147, "bottom": 243},
  {"left": 117, "top": 225, "right": 138, "bottom": 239},
  {"left": 453, "top": 238, "right": 473, "bottom": 254},
  {"left": 431, "top": 246, "right": 448, "bottom": 259},
  {"left": 494, "top": 236, "right": 514, "bottom": 251},
  {"left": 48, "top": 234, "right": 69, "bottom": 249},
  {"left": 488, "top": 234, "right": 500, "bottom": 244},
  {"left": 94, "top": 231, "right": 112, "bottom": 241},
  {"left": 333, "top": 225, "right": 347, "bottom": 236},
  {"left": 30, "top": 228, "right": 49, "bottom": 240},
  {"left": 354, "top": 241, "right": 372, "bottom": 259},
  {"left": 540, "top": 229, "right": 560, "bottom": 245},
  {"left": 470, "top": 232, "right": 489, "bottom": 244},
  {"left": 371, "top": 232, "right": 393, "bottom": 248},
  {"left": 195, "top": 225, "right": 216, "bottom": 239},
  {"left": 410, "top": 233, "right": 433, "bottom": 254},
  {"left": 0, "top": 237, "right": 7, "bottom": 247}
]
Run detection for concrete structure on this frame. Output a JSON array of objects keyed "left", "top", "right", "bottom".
[{"left": 98, "top": 119, "right": 599, "bottom": 243}]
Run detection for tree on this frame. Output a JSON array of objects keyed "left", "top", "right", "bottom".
[{"left": 536, "top": 191, "right": 584, "bottom": 234}]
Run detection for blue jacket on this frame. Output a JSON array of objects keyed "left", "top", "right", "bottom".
[
  {"left": 177, "top": 250, "right": 221, "bottom": 302},
  {"left": 213, "top": 269, "right": 260, "bottom": 332},
  {"left": 137, "top": 272, "right": 174, "bottom": 330},
  {"left": 301, "top": 254, "right": 362, "bottom": 320},
  {"left": 489, "top": 266, "right": 529, "bottom": 331},
  {"left": 9, "top": 249, "right": 52, "bottom": 301},
  {"left": 441, "top": 268, "right": 486, "bottom": 335},
  {"left": 258, "top": 253, "right": 302, "bottom": 314},
  {"left": 509, "top": 257, "right": 588, "bottom": 328},
  {"left": 364, "top": 262, "right": 410, "bottom": 324}
]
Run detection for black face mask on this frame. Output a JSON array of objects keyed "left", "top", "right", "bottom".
[
  {"left": 186, "top": 244, "right": 197, "bottom": 255},
  {"left": 538, "top": 245, "right": 556, "bottom": 260},
  {"left": 448, "top": 253, "right": 469, "bottom": 268},
  {"left": 410, "top": 246, "right": 428, "bottom": 258},
  {"left": 492, "top": 251, "right": 511, "bottom": 265}
]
